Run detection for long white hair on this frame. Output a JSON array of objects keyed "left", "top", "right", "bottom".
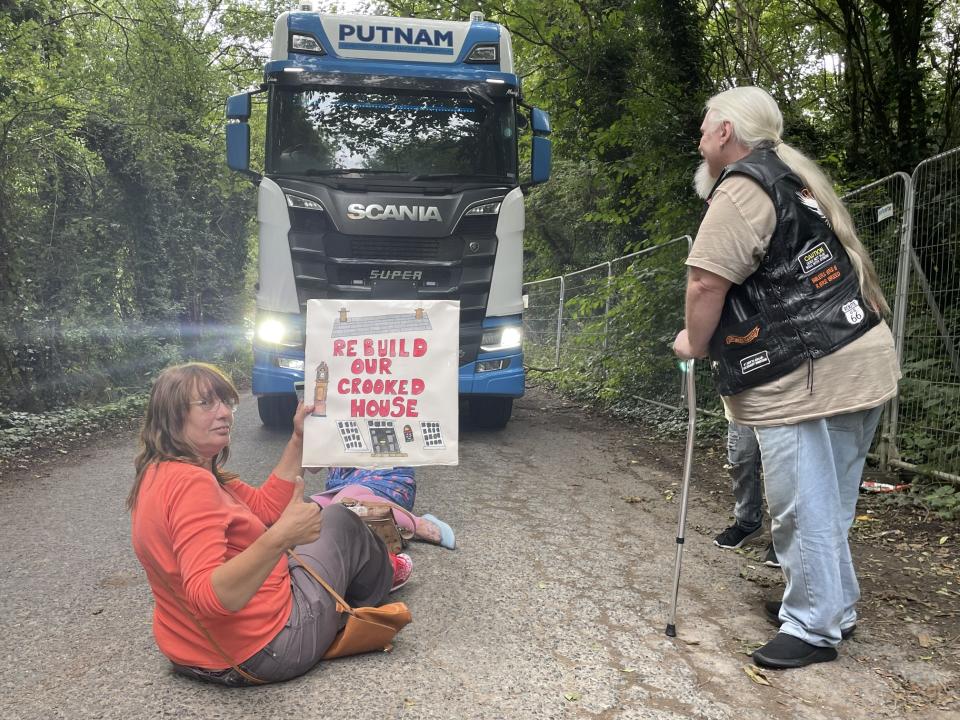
[{"left": 704, "top": 86, "right": 889, "bottom": 316}]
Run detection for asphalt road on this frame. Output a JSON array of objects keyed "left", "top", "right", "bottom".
[{"left": 0, "top": 388, "right": 952, "bottom": 719}]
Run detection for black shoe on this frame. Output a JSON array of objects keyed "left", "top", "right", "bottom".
[
  {"left": 752, "top": 632, "right": 838, "bottom": 669},
  {"left": 764, "top": 601, "right": 856, "bottom": 639},
  {"left": 762, "top": 542, "right": 781, "bottom": 568},
  {"left": 713, "top": 523, "right": 762, "bottom": 549}
]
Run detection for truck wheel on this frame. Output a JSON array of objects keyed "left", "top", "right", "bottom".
[
  {"left": 468, "top": 397, "right": 513, "bottom": 429},
  {"left": 257, "top": 395, "right": 297, "bottom": 428}
]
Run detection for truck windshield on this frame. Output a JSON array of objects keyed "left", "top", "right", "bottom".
[{"left": 267, "top": 87, "right": 517, "bottom": 181}]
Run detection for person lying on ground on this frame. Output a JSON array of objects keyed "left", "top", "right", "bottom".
[
  {"left": 311, "top": 466, "right": 456, "bottom": 550},
  {"left": 129, "top": 362, "right": 411, "bottom": 687}
]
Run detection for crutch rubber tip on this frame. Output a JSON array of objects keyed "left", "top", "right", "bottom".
[{"left": 665, "top": 624, "right": 677, "bottom": 637}]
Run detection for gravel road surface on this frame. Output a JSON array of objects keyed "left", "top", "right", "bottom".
[{"left": 0, "top": 388, "right": 953, "bottom": 719}]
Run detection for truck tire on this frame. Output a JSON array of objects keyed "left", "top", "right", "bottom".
[
  {"left": 468, "top": 397, "right": 513, "bottom": 429},
  {"left": 257, "top": 395, "right": 297, "bottom": 428}
]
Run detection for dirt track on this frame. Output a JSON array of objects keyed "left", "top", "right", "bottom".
[{"left": 0, "top": 386, "right": 956, "bottom": 719}]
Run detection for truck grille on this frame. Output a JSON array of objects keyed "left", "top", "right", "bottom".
[{"left": 286, "top": 207, "right": 499, "bottom": 365}]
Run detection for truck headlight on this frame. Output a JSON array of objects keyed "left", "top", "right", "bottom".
[
  {"left": 285, "top": 193, "right": 325, "bottom": 210},
  {"left": 257, "top": 317, "right": 287, "bottom": 344},
  {"left": 465, "top": 201, "right": 501, "bottom": 216},
  {"left": 255, "top": 313, "right": 303, "bottom": 348},
  {"left": 480, "top": 325, "right": 522, "bottom": 352}
]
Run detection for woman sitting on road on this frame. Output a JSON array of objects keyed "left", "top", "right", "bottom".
[
  {"left": 311, "top": 466, "right": 456, "bottom": 550},
  {"left": 129, "top": 362, "right": 411, "bottom": 686}
]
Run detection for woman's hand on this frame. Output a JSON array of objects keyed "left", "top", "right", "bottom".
[
  {"left": 292, "top": 401, "right": 314, "bottom": 442},
  {"left": 273, "top": 403, "right": 314, "bottom": 482},
  {"left": 270, "top": 476, "right": 322, "bottom": 548}
]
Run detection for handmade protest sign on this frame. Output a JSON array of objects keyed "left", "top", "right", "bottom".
[{"left": 302, "top": 299, "right": 459, "bottom": 468}]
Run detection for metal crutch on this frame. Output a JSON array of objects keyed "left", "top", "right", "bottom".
[{"left": 665, "top": 357, "right": 696, "bottom": 637}]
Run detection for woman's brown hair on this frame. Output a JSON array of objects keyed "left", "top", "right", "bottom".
[{"left": 128, "top": 362, "right": 240, "bottom": 510}]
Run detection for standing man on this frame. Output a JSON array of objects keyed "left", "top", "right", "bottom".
[{"left": 673, "top": 86, "right": 899, "bottom": 669}]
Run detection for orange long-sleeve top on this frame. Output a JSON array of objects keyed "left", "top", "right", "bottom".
[{"left": 131, "top": 460, "right": 296, "bottom": 669}]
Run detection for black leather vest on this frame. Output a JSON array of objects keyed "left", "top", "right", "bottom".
[{"left": 705, "top": 148, "right": 880, "bottom": 396}]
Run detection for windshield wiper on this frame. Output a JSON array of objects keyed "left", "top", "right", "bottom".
[
  {"left": 409, "top": 172, "right": 510, "bottom": 183},
  {"left": 465, "top": 86, "right": 495, "bottom": 107}
]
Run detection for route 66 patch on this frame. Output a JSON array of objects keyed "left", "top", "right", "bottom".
[{"left": 841, "top": 299, "right": 865, "bottom": 324}]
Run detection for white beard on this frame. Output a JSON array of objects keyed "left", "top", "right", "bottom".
[{"left": 693, "top": 160, "right": 718, "bottom": 200}]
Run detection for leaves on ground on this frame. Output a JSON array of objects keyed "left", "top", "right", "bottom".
[
  {"left": 743, "top": 664, "right": 772, "bottom": 686},
  {"left": 739, "top": 641, "right": 765, "bottom": 656}
]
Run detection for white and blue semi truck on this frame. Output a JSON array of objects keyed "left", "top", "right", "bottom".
[{"left": 225, "top": 10, "right": 551, "bottom": 428}]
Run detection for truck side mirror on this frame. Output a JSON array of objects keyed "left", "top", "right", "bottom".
[
  {"left": 225, "top": 93, "right": 259, "bottom": 179},
  {"left": 226, "top": 123, "right": 251, "bottom": 172},
  {"left": 531, "top": 108, "right": 550, "bottom": 135},
  {"left": 226, "top": 93, "right": 251, "bottom": 121},
  {"left": 530, "top": 108, "right": 551, "bottom": 185}
]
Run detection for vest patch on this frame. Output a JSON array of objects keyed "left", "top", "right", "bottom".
[
  {"left": 725, "top": 326, "right": 760, "bottom": 345},
  {"left": 841, "top": 299, "right": 865, "bottom": 324},
  {"left": 810, "top": 263, "right": 841, "bottom": 290},
  {"left": 797, "top": 188, "right": 832, "bottom": 227},
  {"left": 740, "top": 351, "right": 771, "bottom": 374},
  {"left": 797, "top": 241, "right": 834, "bottom": 274}
]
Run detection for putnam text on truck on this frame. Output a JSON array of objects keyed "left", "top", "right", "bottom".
[{"left": 339, "top": 24, "right": 454, "bottom": 50}]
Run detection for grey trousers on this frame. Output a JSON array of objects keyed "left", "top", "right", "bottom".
[
  {"left": 174, "top": 503, "right": 393, "bottom": 686},
  {"left": 727, "top": 421, "right": 764, "bottom": 531}
]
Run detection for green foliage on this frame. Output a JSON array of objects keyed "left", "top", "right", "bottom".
[
  {"left": 522, "top": 159, "right": 634, "bottom": 276},
  {"left": 0, "top": 0, "right": 277, "bottom": 412},
  {"left": 0, "top": 393, "right": 147, "bottom": 463},
  {"left": 878, "top": 474, "right": 960, "bottom": 521},
  {"left": 920, "top": 483, "right": 960, "bottom": 520},
  {"left": 894, "top": 298, "right": 960, "bottom": 477}
]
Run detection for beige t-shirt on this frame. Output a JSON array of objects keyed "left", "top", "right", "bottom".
[{"left": 687, "top": 175, "right": 900, "bottom": 426}]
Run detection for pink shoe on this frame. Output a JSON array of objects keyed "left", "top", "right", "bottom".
[{"left": 389, "top": 552, "right": 413, "bottom": 592}]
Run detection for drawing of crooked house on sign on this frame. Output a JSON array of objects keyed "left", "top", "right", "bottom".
[{"left": 331, "top": 307, "right": 447, "bottom": 459}]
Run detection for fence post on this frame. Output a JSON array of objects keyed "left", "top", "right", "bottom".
[
  {"left": 554, "top": 274, "right": 565, "bottom": 369},
  {"left": 603, "top": 261, "right": 612, "bottom": 350},
  {"left": 881, "top": 172, "right": 914, "bottom": 470}
]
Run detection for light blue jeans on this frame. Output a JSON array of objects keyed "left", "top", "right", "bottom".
[
  {"left": 727, "top": 422, "right": 763, "bottom": 531},
  {"left": 754, "top": 405, "right": 883, "bottom": 647}
]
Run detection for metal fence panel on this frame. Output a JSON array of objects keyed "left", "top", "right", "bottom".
[
  {"left": 842, "top": 172, "right": 913, "bottom": 465},
  {"left": 605, "top": 238, "right": 718, "bottom": 412},
  {"left": 557, "top": 262, "right": 611, "bottom": 367},
  {"left": 523, "top": 237, "right": 702, "bottom": 411},
  {"left": 522, "top": 276, "right": 563, "bottom": 369},
  {"left": 900, "top": 149, "right": 960, "bottom": 477}
]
